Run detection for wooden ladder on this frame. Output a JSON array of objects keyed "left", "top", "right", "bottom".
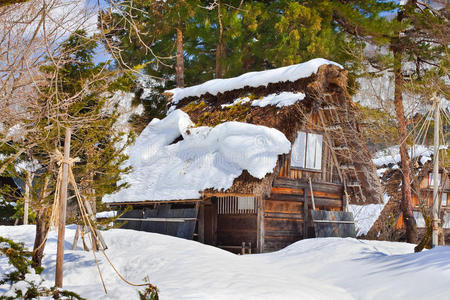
[{"left": 318, "top": 97, "right": 366, "bottom": 203}]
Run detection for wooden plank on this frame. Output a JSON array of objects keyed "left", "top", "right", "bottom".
[
  {"left": 109, "top": 199, "right": 202, "bottom": 206},
  {"left": 117, "top": 217, "right": 197, "bottom": 222},
  {"left": 271, "top": 186, "right": 304, "bottom": 195},
  {"left": 269, "top": 194, "right": 342, "bottom": 208},
  {"left": 264, "top": 212, "right": 304, "bottom": 220},
  {"left": 257, "top": 196, "right": 265, "bottom": 253},
  {"left": 265, "top": 230, "right": 303, "bottom": 237},
  {"left": 265, "top": 218, "right": 303, "bottom": 232},
  {"left": 202, "top": 192, "right": 257, "bottom": 198},
  {"left": 273, "top": 178, "right": 343, "bottom": 194},
  {"left": 309, "top": 177, "right": 316, "bottom": 210},
  {"left": 303, "top": 187, "right": 308, "bottom": 239},
  {"left": 264, "top": 200, "right": 303, "bottom": 213},
  {"left": 312, "top": 220, "right": 355, "bottom": 224},
  {"left": 217, "top": 228, "right": 257, "bottom": 233},
  {"left": 269, "top": 193, "right": 303, "bottom": 202},
  {"left": 311, "top": 191, "right": 342, "bottom": 200}
]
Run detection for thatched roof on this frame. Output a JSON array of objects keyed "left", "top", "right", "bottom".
[
  {"left": 103, "top": 59, "right": 381, "bottom": 204},
  {"left": 165, "top": 62, "right": 382, "bottom": 204}
]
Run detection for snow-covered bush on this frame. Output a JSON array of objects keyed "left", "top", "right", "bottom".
[{"left": 0, "top": 236, "right": 84, "bottom": 299}]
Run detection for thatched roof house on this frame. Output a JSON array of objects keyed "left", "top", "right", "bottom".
[
  {"left": 366, "top": 146, "right": 449, "bottom": 243},
  {"left": 104, "top": 58, "right": 382, "bottom": 252}
]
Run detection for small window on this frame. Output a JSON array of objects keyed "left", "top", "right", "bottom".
[
  {"left": 442, "top": 193, "right": 448, "bottom": 206},
  {"left": 238, "top": 197, "right": 255, "bottom": 211},
  {"left": 291, "top": 131, "right": 323, "bottom": 170},
  {"left": 429, "top": 173, "right": 442, "bottom": 186}
]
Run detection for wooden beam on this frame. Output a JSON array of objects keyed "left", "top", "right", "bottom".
[
  {"left": 303, "top": 188, "right": 308, "bottom": 239},
  {"left": 108, "top": 199, "right": 203, "bottom": 206},
  {"left": 264, "top": 212, "right": 304, "bottom": 220},
  {"left": 309, "top": 177, "right": 316, "bottom": 210},
  {"left": 203, "top": 192, "right": 258, "bottom": 198},
  {"left": 117, "top": 217, "right": 197, "bottom": 222},
  {"left": 257, "top": 196, "right": 265, "bottom": 253},
  {"left": 273, "top": 178, "right": 343, "bottom": 194},
  {"left": 312, "top": 220, "right": 355, "bottom": 224},
  {"left": 269, "top": 194, "right": 342, "bottom": 208}
]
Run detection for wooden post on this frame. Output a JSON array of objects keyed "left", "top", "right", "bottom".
[
  {"left": 256, "top": 196, "right": 265, "bottom": 253},
  {"left": 432, "top": 95, "right": 440, "bottom": 248},
  {"left": 84, "top": 200, "right": 98, "bottom": 251},
  {"left": 198, "top": 204, "right": 205, "bottom": 243},
  {"left": 72, "top": 225, "right": 80, "bottom": 250},
  {"left": 303, "top": 188, "right": 308, "bottom": 239},
  {"left": 55, "top": 128, "right": 71, "bottom": 288},
  {"left": 309, "top": 177, "right": 316, "bottom": 210}
]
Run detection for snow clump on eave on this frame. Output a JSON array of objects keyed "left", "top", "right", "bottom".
[{"left": 103, "top": 109, "right": 291, "bottom": 203}]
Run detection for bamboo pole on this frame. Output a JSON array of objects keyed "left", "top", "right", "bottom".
[
  {"left": 432, "top": 96, "right": 440, "bottom": 248},
  {"left": 55, "top": 128, "right": 71, "bottom": 288}
]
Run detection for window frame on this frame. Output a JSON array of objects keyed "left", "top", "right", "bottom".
[
  {"left": 429, "top": 172, "right": 442, "bottom": 187},
  {"left": 290, "top": 131, "right": 323, "bottom": 172},
  {"left": 442, "top": 193, "right": 447, "bottom": 207}
]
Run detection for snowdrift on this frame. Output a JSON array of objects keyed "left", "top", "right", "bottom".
[{"left": 1, "top": 225, "right": 450, "bottom": 300}]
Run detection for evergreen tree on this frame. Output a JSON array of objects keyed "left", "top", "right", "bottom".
[
  {"left": 102, "top": 0, "right": 370, "bottom": 92},
  {"left": 102, "top": 0, "right": 200, "bottom": 87},
  {"left": 334, "top": 0, "right": 448, "bottom": 243}
]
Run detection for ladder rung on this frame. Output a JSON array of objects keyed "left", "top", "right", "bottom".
[
  {"left": 333, "top": 146, "right": 349, "bottom": 151},
  {"left": 340, "top": 164, "right": 355, "bottom": 170},
  {"left": 320, "top": 105, "right": 336, "bottom": 110},
  {"left": 324, "top": 125, "right": 342, "bottom": 131}
]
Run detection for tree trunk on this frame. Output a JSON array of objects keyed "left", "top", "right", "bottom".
[
  {"left": 32, "top": 175, "right": 51, "bottom": 267},
  {"left": 392, "top": 44, "right": 417, "bottom": 243},
  {"left": 215, "top": 0, "right": 225, "bottom": 78},
  {"left": 32, "top": 210, "right": 50, "bottom": 267},
  {"left": 175, "top": 28, "right": 184, "bottom": 88}
]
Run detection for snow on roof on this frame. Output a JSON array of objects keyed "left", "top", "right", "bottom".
[
  {"left": 372, "top": 144, "right": 448, "bottom": 168},
  {"left": 251, "top": 92, "right": 306, "bottom": 108},
  {"left": 96, "top": 211, "right": 117, "bottom": 219},
  {"left": 103, "top": 109, "right": 291, "bottom": 203},
  {"left": 220, "top": 92, "right": 306, "bottom": 109},
  {"left": 166, "top": 58, "right": 342, "bottom": 104}
]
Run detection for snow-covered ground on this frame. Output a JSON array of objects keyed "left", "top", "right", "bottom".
[{"left": 1, "top": 225, "right": 450, "bottom": 300}]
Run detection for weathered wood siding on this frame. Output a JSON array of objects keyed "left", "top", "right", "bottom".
[
  {"left": 263, "top": 178, "right": 344, "bottom": 252},
  {"left": 119, "top": 204, "right": 198, "bottom": 239}
]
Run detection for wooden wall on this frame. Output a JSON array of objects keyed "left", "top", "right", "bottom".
[
  {"left": 197, "top": 198, "right": 258, "bottom": 253},
  {"left": 263, "top": 178, "right": 343, "bottom": 252},
  {"left": 217, "top": 214, "right": 257, "bottom": 253}
]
